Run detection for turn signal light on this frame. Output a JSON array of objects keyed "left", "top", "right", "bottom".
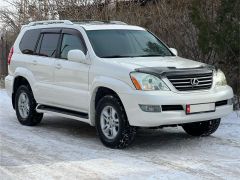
[{"left": 131, "top": 76, "right": 142, "bottom": 90}]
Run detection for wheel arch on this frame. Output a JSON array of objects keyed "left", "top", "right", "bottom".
[
  {"left": 89, "top": 77, "right": 132, "bottom": 126},
  {"left": 12, "top": 74, "right": 34, "bottom": 109}
]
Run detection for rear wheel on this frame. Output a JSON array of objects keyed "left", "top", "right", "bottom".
[
  {"left": 15, "top": 85, "right": 43, "bottom": 126},
  {"left": 182, "top": 119, "right": 221, "bottom": 136},
  {"left": 96, "top": 95, "right": 137, "bottom": 149}
]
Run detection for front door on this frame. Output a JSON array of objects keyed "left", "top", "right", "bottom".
[{"left": 52, "top": 28, "right": 90, "bottom": 112}]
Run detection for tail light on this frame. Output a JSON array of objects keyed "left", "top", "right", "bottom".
[
  {"left": 8, "top": 47, "right": 14, "bottom": 65},
  {"left": 186, "top": 104, "right": 191, "bottom": 114}
]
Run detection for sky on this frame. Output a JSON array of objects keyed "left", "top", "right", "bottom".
[
  {"left": 0, "top": 0, "right": 15, "bottom": 27},
  {"left": 0, "top": 0, "right": 10, "bottom": 8}
]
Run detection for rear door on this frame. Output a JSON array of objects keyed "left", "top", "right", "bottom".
[
  {"left": 52, "top": 28, "right": 90, "bottom": 112},
  {"left": 31, "top": 28, "right": 61, "bottom": 104}
]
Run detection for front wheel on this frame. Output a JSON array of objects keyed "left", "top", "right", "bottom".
[
  {"left": 96, "top": 95, "right": 137, "bottom": 149},
  {"left": 182, "top": 119, "right": 221, "bottom": 136}
]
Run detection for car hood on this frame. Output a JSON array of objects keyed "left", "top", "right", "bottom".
[{"left": 108, "top": 56, "right": 206, "bottom": 70}]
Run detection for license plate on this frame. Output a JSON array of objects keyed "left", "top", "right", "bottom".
[{"left": 186, "top": 103, "right": 215, "bottom": 114}]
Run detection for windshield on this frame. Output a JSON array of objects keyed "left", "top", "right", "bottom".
[{"left": 86, "top": 30, "right": 173, "bottom": 58}]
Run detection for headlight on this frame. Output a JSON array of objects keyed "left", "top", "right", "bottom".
[
  {"left": 215, "top": 69, "right": 227, "bottom": 86},
  {"left": 130, "top": 72, "right": 170, "bottom": 91}
]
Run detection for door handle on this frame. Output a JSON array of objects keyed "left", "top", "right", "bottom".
[{"left": 55, "top": 63, "right": 62, "bottom": 69}]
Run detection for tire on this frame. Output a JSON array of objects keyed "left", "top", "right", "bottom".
[
  {"left": 96, "top": 95, "right": 137, "bottom": 149},
  {"left": 182, "top": 119, "right": 221, "bottom": 136},
  {"left": 15, "top": 85, "right": 43, "bottom": 126}
]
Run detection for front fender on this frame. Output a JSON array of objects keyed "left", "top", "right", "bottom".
[
  {"left": 89, "top": 76, "right": 134, "bottom": 126},
  {"left": 90, "top": 76, "right": 133, "bottom": 94}
]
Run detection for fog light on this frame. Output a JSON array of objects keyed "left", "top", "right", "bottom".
[{"left": 139, "top": 105, "right": 161, "bottom": 112}]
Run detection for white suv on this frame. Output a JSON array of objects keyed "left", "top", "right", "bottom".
[{"left": 5, "top": 20, "right": 233, "bottom": 148}]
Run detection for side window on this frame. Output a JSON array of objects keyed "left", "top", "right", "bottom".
[
  {"left": 38, "top": 33, "right": 60, "bottom": 57},
  {"left": 60, "top": 34, "right": 85, "bottom": 59},
  {"left": 19, "top": 29, "right": 41, "bottom": 55}
]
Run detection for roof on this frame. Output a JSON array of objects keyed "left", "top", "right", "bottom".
[
  {"left": 22, "top": 20, "right": 145, "bottom": 31},
  {"left": 80, "top": 24, "right": 145, "bottom": 31}
]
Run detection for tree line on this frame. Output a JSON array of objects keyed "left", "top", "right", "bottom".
[{"left": 0, "top": 0, "right": 239, "bottom": 106}]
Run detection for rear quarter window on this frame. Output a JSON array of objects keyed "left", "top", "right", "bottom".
[{"left": 19, "top": 29, "right": 41, "bottom": 55}]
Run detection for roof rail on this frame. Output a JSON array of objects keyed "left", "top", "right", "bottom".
[
  {"left": 28, "top": 20, "right": 74, "bottom": 26},
  {"left": 72, "top": 19, "right": 127, "bottom": 25},
  {"left": 109, "top": 21, "right": 127, "bottom": 25}
]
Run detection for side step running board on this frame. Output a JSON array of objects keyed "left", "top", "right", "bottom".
[{"left": 36, "top": 104, "right": 89, "bottom": 122}]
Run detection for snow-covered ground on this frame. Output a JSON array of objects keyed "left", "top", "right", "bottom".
[{"left": 0, "top": 89, "right": 240, "bottom": 180}]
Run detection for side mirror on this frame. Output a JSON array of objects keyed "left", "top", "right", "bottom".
[
  {"left": 67, "top": 49, "right": 86, "bottom": 63},
  {"left": 169, "top": 48, "right": 178, "bottom": 56}
]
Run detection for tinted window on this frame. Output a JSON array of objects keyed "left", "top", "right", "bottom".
[
  {"left": 60, "top": 34, "right": 85, "bottom": 59},
  {"left": 19, "top": 29, "right": 40, "bottom": 54},
  {"left": 87, "top": 30, "right": 173, "bottom": 58},
  {"left": 38, "top": 33, "right": 60, "bottom": 57}
]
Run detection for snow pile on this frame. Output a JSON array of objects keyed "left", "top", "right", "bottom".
[{"left": 0, "top": 89, "right": 240, "bottom": 179}]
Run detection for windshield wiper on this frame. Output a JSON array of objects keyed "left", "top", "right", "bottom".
[
  {"left": 101, "top": 55, "right": 134, "bottom": 58},
  {"left": 101, "top": 54, "right": 172, "bottom": 58},
  {"left": 135, "top": 54, "right": 165, "bottom": 57}
]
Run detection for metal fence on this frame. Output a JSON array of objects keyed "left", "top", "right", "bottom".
[{"left": 0, "top": 36, "right": 9, "bottom": 79}]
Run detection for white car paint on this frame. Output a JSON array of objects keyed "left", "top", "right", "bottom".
[{"left": 5, "top": 20, "right": 233, "bottom": 127}]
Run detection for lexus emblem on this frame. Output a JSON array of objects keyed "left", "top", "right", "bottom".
[{"left": 190, "top": 78, "right": 199, "bottom": 86}]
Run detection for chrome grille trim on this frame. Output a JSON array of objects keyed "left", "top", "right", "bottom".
[
  {"left": 169, "top": 76, "right": 212, "bottom": 81},
  {"left": 167, "top": 72, "right": 213, "bottom": 91},
  {"left": 171, "top": 80, "right": 212, "bottom": 85}
]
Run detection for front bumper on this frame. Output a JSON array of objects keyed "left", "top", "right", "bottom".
[{"left": 119, "top": 86, "right": 233, "bottom": 127}]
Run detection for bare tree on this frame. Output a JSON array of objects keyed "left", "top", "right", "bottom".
[{"left": 0, "top": 0, "right": 239, "bottom": 99}]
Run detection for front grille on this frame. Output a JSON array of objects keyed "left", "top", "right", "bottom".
[{"left": 167, "top": 72, "right": 213, "bottom": 91}]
